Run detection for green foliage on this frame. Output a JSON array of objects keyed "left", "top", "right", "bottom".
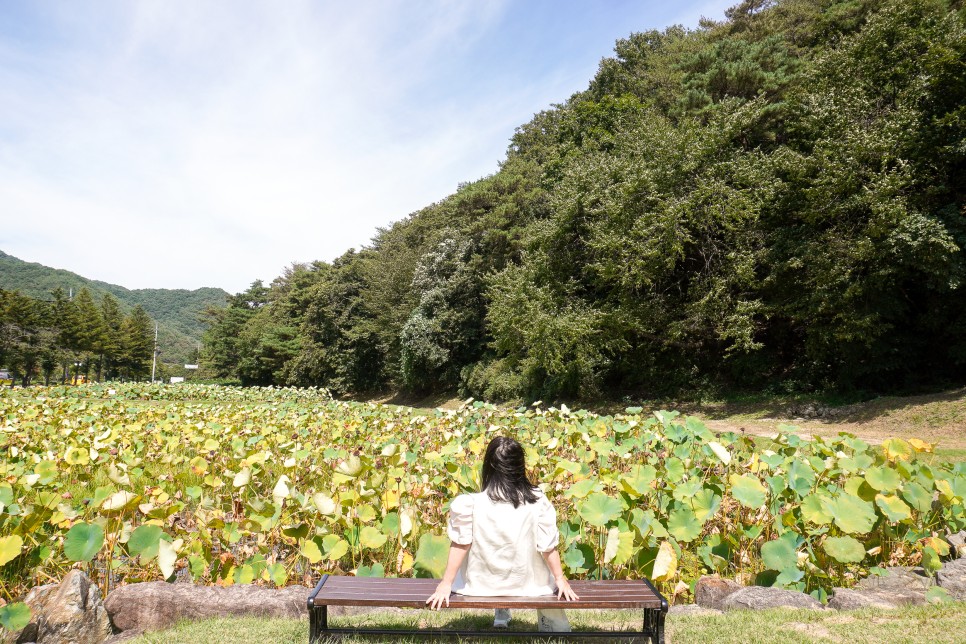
[
  {"left": 0, "top": 249, "right": 225, "bottom": 367},
  {"left": 0, "top": 383, "right": 962, "bottom": 599}
]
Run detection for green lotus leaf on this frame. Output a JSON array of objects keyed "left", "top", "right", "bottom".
[
  {"left": 265, "top": 562, "right": 288, "bottom": 586},
  {"left": 564, "top": 478, "right": 600, "bottom": 499},
  {"left": 730, "top": 474, "right": 767, "bottom": 509},
  {"left": 577, "top": 493, "right": 623, "bottom": 527},
  {"left": 690, "top": 488, "right": 721, "bottom": 523},
  {"left": 328, "top": 539, "right": 350, "bottom": 561},
  {"left": 829, "top": 495, "right": 877, "bottom": 534},
  {"left": 864, "top": 467, "right": 901, "bottom": 492},
  {"left": 358, "top": 563, "right": 385, "bottom": 577},
  {"left": 300, "top": 539, "right": 323, "bottom": 564},
  {"left": 672, "top": 479, "right": 704, "bottom": 503},
  {"left": 359, "top": 526, "right": 388, "bottom": 549},
  {"left": 823, "top": 536, "right": 865, "bottom": 563},
  {"left": 34, "top": 460, "right": 58, "bottom": 483},
  {"left": 901, "top": 481, "right": 933, "bottom": 512},
  {"left": 666, "top": 506, "right": 702, "bottom": 542},
  {"left": 800, "top": 493, "right": 833, "bottom": 525},
  {"left": 620, "top": 465, "right": 656, "bottom": 496},
  {"left": 414, "top": 534, "right": 450, "bottom": 578},
  {"left": 0, "top": 602, "right": 31, "bottom": 632},
  {"left": 64, "top": 522, "right": 104, "bottom": 562},
  {"left": 761, "top": 537, "right": 798, "bottom": 572},
  {"left": 128, "top": 525, "right": 164, "bottom": 559},
  {"left": 562, "top": 542, "right": 594, "bottom": 574},
  {"left": 875, "top": 494, "right": 912, "bottom": 523},
  {"left": 0, "top": 535, "right": 24, "bottom": 566},
  {"left": 381, "top": 511, "right": 400, "bottom": 536}
]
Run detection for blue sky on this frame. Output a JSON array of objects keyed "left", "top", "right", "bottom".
[{"left": 0, "top": 1, "right": 736, "bottom": 293}]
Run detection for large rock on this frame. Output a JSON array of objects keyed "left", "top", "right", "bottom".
[
  {"left": 104, "top": 583, "right": 311, "bottom": 635},
  {"left": 948, "top": 531, "right": 966, "bottom": 559},
  {"left": 694, "top": 576, "right": 742, "bottom": 610},
  {"left": 828, "top": 588, "right": 908, "bottom": 610},
  {"left": 937, "top": 558, "right": 966, "bottom": 601},
  {"left": 854, "top": 567, "right": 934, "bottom": 593},
  {"left": 3, "top": 570, "right": 113, "bottom": 644},
  {"left": 721, "top": 586, "right": 823, "bottom": 611}
]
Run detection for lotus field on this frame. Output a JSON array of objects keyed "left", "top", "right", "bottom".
[{"left": 1, "top": 384, "right": 964, "bottom": 616}]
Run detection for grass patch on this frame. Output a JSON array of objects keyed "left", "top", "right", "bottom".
[{"left": 128, "top": 604, "right": 966, "bottom": 643}]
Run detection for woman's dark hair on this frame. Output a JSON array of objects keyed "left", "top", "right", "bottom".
[{"left": 481, "top": 436, "right": 539, "bottom": 508}]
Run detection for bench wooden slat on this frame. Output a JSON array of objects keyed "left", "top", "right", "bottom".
[
  {"left": 308, "top": 575, "right": 668, "bottom": 642},
  {"left": 312, "top": 577, "right": 664, "bottom": 609}
]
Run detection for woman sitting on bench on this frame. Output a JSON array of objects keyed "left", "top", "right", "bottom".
[{"left": 426, "top": 435, "right": 579, "bottom": 632}]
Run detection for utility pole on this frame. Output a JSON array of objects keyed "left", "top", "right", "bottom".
[{"left": 151, "top": 322, "right": 159, "bottom": 383}]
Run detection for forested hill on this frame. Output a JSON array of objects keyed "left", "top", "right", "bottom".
[
  {"left": 0, "top": 250, "right": 227, "bottom": 365},
  {"left": 205, "top": 0, "right": 966, "bottom": 400}
]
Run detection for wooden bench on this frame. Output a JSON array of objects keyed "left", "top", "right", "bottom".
[{"left": 307, "top": 575, "right": 667, "bottom": 642}]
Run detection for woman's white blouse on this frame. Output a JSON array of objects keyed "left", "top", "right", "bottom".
[{"left": 446, "top": 490, "right": 560, "bottom": 597}]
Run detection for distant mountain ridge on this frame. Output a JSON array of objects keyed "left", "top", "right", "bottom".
[{"left": 0, "top": 249, "right": 227, "bottom": 366}]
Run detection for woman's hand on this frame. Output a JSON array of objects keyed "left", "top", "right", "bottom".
[
  {"left": 426, "top": 580, "right": 453, "bottom": 610},
  {"left": 555, "top": 576, "right": 579, "bottom": 601}
]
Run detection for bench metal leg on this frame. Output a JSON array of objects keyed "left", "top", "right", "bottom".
[
  {"left": 309, "top": 605, "right": 328, "bottom": 643},
  {"left": 308, "top": 574, "right": 330, "bottom": 643}
]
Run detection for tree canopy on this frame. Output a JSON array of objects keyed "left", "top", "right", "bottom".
[{"left": 203, "top": 0, "right": 966, "bottom": 401}]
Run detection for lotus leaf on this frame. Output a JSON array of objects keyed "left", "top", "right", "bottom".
[
  {"left": 64, "top": 522, "right": 103, "bottom": 562},
  {"left": 620, "top": 464, "right": 656, "bottom": 496},
  {"left": 562, "top": 542, "right": 593, "bottom": 574},
  {"left": 563, "top": 478, "right": 599, "bottom": 499},
  {"left": 690, "top": 488, "right": 721, "bottom": 523},
  {"left": 360, "top": 526, "right": 388, "bottom": 549},
  {"left": 666, "top": 506, "right": 702, "bottom": 542},
  {"left": 0, "top": 535, "right": 23, "bottom": 566},
  {"left": 730, "top": 474, "right": 767, "bottom": 509},
  {"left": 358, "top": 563, "right": 385, "bottom": 577},
  {"left": 577, "top": 493, "right": 622, "bottom": 527},
  {"left": 707, "top": 441, "right": 731, "bottom": 465},
  {"left": 762, "top": 536, "right": 799, "bottom": 572},
  {"left": 0, "top": 603, "right": 31, "bottom": 632},
  {"left": 800, "top": 493, "right": 833, "bottom": 525},
  {"left": 414, "top": 534, "right": 450, "bottom": 578},
  {"left": 829, "top": 494, "right": 877, "bottom": 534},
  {"left": 128, "top": 525, "right": 164, "bottom": 559},
  {"left": 101, "top": 491, "right": 138, "bottom": 512},
  {"left": 902, "top": 481, "right": 933, "bottom": 512},
  {"left": 882, "top": 438, "right": 914, "bottom": 462},
  {"left": 875, "top": 494, "right": 912, "bottom": 522},
  {"left": 865, "top": 467, "right": 901, "bottom": 492},
  {"left": 652, "top": 541, "right": 677, "bottom": 582},
  {"left": 300, "top": 539, "right": 323, "bottom": 564}
]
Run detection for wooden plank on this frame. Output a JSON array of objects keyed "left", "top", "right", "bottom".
[{"left": 313, "top": 577, "right": 664, "bottom": 610}]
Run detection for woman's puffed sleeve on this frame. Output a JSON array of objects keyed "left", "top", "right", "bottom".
[
  {"left": 446, "top": 494, "right": 474, "bottom": 545},
  {"left": 534, "top": 495, "right": 560, "bottom": 552}
]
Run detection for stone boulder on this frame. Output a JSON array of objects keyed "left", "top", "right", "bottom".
[
  {"left": 3, "top": 570, "right": 112, "bottom": 644},
  {"left": 827, "top": 587, "right": 925, "bottom": 610},
  {"left": 947, "top": 531, "right": 966, "bottom": 559},
  {"left": 937, "top": 557, "right": 966, "bottom": 601},
  {"left": 854, "top": 566, "right": 933, "bottom": 594},
  {"left": 104, "top": 583, "right": 311, "bottom": 635},
  {"left": 694, "top": 576, "right": 742, "bottom": 610},
  {"left": 721, "top": 586, "right": 823, "bottom": 611}
]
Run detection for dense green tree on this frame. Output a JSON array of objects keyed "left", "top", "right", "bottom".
[
  {"left": 200, "top": 0, "right": 966, "bottom": 401},
  {"left": 120, "top": 305, "right": 155, "bottom": 380}
]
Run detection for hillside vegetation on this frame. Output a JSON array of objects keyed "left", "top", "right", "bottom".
[
  {"left": 203, "top": 0, "right": 966, "bottom": 401},
  {"left": 0, "top": 250, "right": 227, "bottom": 366}
]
